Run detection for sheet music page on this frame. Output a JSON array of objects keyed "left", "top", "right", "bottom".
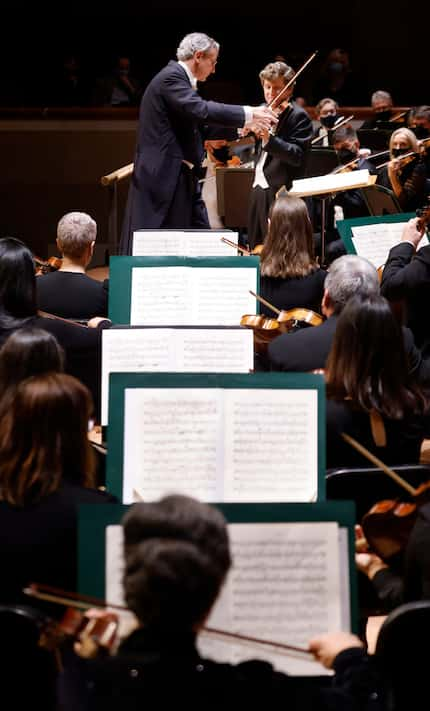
[
  {"left": 102, "top": 328, "right": 253, "bottom": 426},
  {"left": 130, "top": 267, "right": 192, "bottom": 325},
  {"left": 132, "top": 230, "right": 238, "bottom": 257},
  {"left": 182, "top": 231, "right": 238, "bottom": 257},
  {"left": 101, "top": 329, "right": 175, "bottom": 426},
  {"left": 122, "top": 388, "right": 224, "bottom": 503},
  {"left": 351, "top": 222, "right": 428, "bottom": 268},
  {"left": 200, "top": 521, "right": 342, "bottom": 675},
  {"left": 192, "top": 267, "right": 257, "bottom": 325},
  {"left": 105, "top": 525, "right": 139, "bottom": 638},
  {"left": 132, "top": 231, "right": 184, "bottom": 256},
  {"left": 130, "top": 267, "right": 257, "bottom": 326},
  {"left": 223, "top": 389, "right": 318, "bottom": 502},
  {"left": 290, "top": 169, "right": 370, "bottom": 196}
]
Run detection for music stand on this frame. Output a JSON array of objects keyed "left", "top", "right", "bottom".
[
  {"left": 305, "top": 148, "right": 339, "bottom": 178},
  {"left": 290, "top": 171, "right": 377, "bottom": 266},
  {"left": 215, "top": 167, "right": 254, "bottom": 230},
  {"left": 357, "top": 129, "right": 393, "bottom": 152}
]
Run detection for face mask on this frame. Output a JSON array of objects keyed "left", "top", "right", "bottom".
[
  {"left": 337, "top": 148, "right": 357, "bottom": 164},
  {"left": 412, "top": 125, "right": 429, "bottom": 140},
  {"left": 391, "top": 147, "right": 409, "bottom": 158},
  {"left": 329, "top": 62, "right": 344, "bottom": 74},
  {"left": 320, "top": 114, "right": 338, "bottom": 128},
  {"left": 375, "top": 110, "right": 392, "bottom": 122}
]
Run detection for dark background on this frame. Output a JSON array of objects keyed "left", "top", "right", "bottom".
[{"left": 1, "top": 2, "right": 429, "bottom": 107}]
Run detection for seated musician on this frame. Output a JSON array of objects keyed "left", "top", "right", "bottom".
[
  {"left": 325, "top": 294, "right": 429, "bottom": 469},
  {"left": 36, "top": 211, "right": 108, "bottom": 321},
  {"left": 259, "top": 194, "right": 326, "bottom": 316},
  {"left": 60, "top": 495, "right": 382, "bottom": 711},
  {"left": 0, "top": 236, "right": 111, "bottom": 418},
  {"left": 360, "top": 90, "right": 394, "bottom": 130},
  {"left": 377, "top": 128, "right": 428, "bottom": 212},
  {"left": 312, "top": 97, "right": 340, "bottom": 147}
]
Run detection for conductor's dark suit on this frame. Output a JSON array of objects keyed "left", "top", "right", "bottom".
[{"left": 120, "top": 61, "right": 246, "bottom": 254}]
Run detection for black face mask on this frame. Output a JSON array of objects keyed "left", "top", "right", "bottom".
[
  {"left": 320, "top": 114, "right": 338, "bottom": 129},
  {"left": 391, "top": 147, "right": 409, "bottom": 158},
  {"left": 412, "top": 125, "right": 429, "bottom": 140},
  {"left": 337, "top": 148, "right": 357, "bottom": 164},
  {"left": 375, "top": 110, "right": 392, "bottom": 122}
]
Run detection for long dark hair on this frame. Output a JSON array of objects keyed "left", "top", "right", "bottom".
[
  {"left": 0, "top": 373, "right": 96, "bottom": 505},
  {"left": 0, "top": 237, "right": 37, "bottom": 329},
  {"left": 0, "top": 327, "right": 64, "bottom": 390},
  {"left": 260, "top": 195, "right": 318, "bottom": 278},
  {"left": 326, "top": 295, "right": 428, "bottom": 418}
]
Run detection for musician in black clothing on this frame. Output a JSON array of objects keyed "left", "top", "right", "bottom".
[
  {"left": 60, "top": 495, "right": 382, "bottom": 711},
  {"left": 377, "top": 128, "right": 428, "bottom": 212},
  {"left": 247, "top": 61, "right": 313, "bottom": 249},
  {"left": 36, "top": 212, "right": 108, "bottom": 321}
]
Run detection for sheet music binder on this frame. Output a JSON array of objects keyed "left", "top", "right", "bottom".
[
  {"left": 78, "top": 500, "right": 358, "bottom": 633},
  {"left": 106, "top": 371, "right": 326, "bottom": 504}
]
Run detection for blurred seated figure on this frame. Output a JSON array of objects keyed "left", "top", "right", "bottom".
[
  {"left": 59, "top": 495, "right": 382, "bottom": 711},
  {"left": 259, "top": 195, "right": 326, "bottom": 315},
  {"left": 93, "top": 55, "right": 142, "bottom": 107},
  {"left": 325, "top": 294, "right": 429, "bottom": 469},
  {"left": 36, "top": 212, "right": 108, "bottom": 321},
  {"left": 48, "top": 54, "right": 92, "bottom": 107},
  {"left": 360, "top": 91, "right": 394, "bottom": 129},
  {"left": 312, "top": 49, "right": 363, "bottom": 106}
]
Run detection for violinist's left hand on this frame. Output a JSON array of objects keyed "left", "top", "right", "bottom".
[
  {"left": 74, "top": 609, "right": 119, "bottom": 659},
  {"left": 355, "top": 525, "right": 388, "bottom": 579},
  {"left": 309, "top": 632, "right": 364, "bottom": 669},
  {"left": 401, "top": 217, "right": 425, "bottom": 249}
]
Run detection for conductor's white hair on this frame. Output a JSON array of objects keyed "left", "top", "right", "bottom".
[{"left": 176, "top": 33, "right": 219, "bottom": 61}]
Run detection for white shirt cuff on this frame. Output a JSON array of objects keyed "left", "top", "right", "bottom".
[{"left": 243, "top": 106, "right": 253, "bottom": 125}]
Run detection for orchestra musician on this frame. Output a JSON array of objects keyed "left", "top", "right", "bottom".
[
  {"left": 312, "top": 97, "right": 340, "bottom": 146},
  {"left": 360, "top": 91, "right": 395, "bottom": 129},
  {"left": 377, "top": 127, "right": 428, "bottom": 212},
  {"left": 247, "top": 61, "right": 313, "bottom": 250},
  {"left": 119, "top": 32, "right": 277, "bottom": 254},
  {"left": 59, "top": 495, "right": 381, "bottom": 711}
]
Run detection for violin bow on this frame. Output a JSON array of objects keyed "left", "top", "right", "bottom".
[
  {"left": 268, "top": 51, "right": 318, "bottom": 111},
  {"left": 341, "top": 433, "right": 417, "bottom": 495},
  {"left": 249, "top": 290, "right": 281, "bottom": 316},
  {"left": 25, "top": 584, "right": 313, "bottom": 659}
]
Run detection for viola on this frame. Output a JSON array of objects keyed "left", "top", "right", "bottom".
[
  {"left": 342, "top": 432, "right": 430, "bottom": 561},
  {"left": 34, "top": 255, "right": 63, "bottom": 276}
]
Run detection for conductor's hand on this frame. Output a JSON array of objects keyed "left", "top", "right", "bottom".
[
  {"left": 247, "top": 106, "right": 278, "bottom": 133},
  {"left": 309, "top": 632, "right": 364, "bottom": 669}
]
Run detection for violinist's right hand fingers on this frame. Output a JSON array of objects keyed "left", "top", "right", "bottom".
[
  {"left": 401, "top": 217, "right": 424, "bottom": 247},
  {"left": 309, "top": 632, "right": 363, "bottom": 669},
  {"left": 356, "top": 552, "right": 387, "bottom": 579}
]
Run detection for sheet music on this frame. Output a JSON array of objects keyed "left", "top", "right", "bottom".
[
  {"left": 200, "top": 522, "right": 343, "bottom": 675},
  {"left": 122, "top": 387, "right": 319, "bottom": 504},
  {"left": 104, "top": 520, "right": 348, "bottom": 675},
  {"left": 132, "top": 230, "right": 238, "bottom": 257},
  {"left": 101, "top": 328, "right": 253, "bottom": 426},
  {"left": 130, "top": 266, "right": 257, "bottom": 325},
  {"left": 350, "top": 222, "right": 428, "bottom": 268},
  {"left": 290, "top": 169, "right": 371, "bottom": 197},
  {"left": 223, "top": 389, "right": 318, "bottom": 502}
]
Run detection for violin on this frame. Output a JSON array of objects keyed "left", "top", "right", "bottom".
[
  {"left": 311, "top": 115, "right": 355, "bottom": 146},
  {"left": 221, "top": 237, "right": 264, "bottom": 256},
  {"left": 34, "top": 255, "right": 63, "bottom": 276},
  {"left": 332, "top": 147, "right": 390, "bottom": 175},
  {"left": 342, "top": 433, "right": 430, "bottom": 561},
  {"left": 241, "top": 291, "right": 323, "bottom": 355},
  {"left": 24, "top": 583, "right": 313, "bottom": 660},
  {"left": 375, "top": 138, "right": 430, "bottom": 171}
]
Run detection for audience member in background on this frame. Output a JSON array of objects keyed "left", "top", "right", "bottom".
[
  {"left": 312, "top": 49, "right": 361, "bottom": 106},
  {"left": 0, "top": 237, "right": 111, "bottom": 419},
  {"left": 48, "top": 55, "right": 91, "bottom": 107},
  {"left": 325, "top": 295, "right": 429, "bottom": 469},
  {"left": 247, "top": 61, "right": 313, "bottom": 250},
  {"left": 259, "top": 195, "right": 326, "bottom": 316},
  {"left": 312, "top": 97, "right": 340, "bottom": 147},
  {"left": 59, "top": 495, "right": 381, "bottom": 711},
  {"left": 93, "top": 55, "right": 142, "bottom": 107},
  {"left": 377, "top": 127, "right": 428, "bottom": 211},
  {"left": 36, "top": 212, "right": 108, "bottom": 321},
  {"left": 267, "top": 254, "right": 430, "bottom": 382},
  {"left": 360, "top": 90, "right": 394, "bottom": 129}
]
